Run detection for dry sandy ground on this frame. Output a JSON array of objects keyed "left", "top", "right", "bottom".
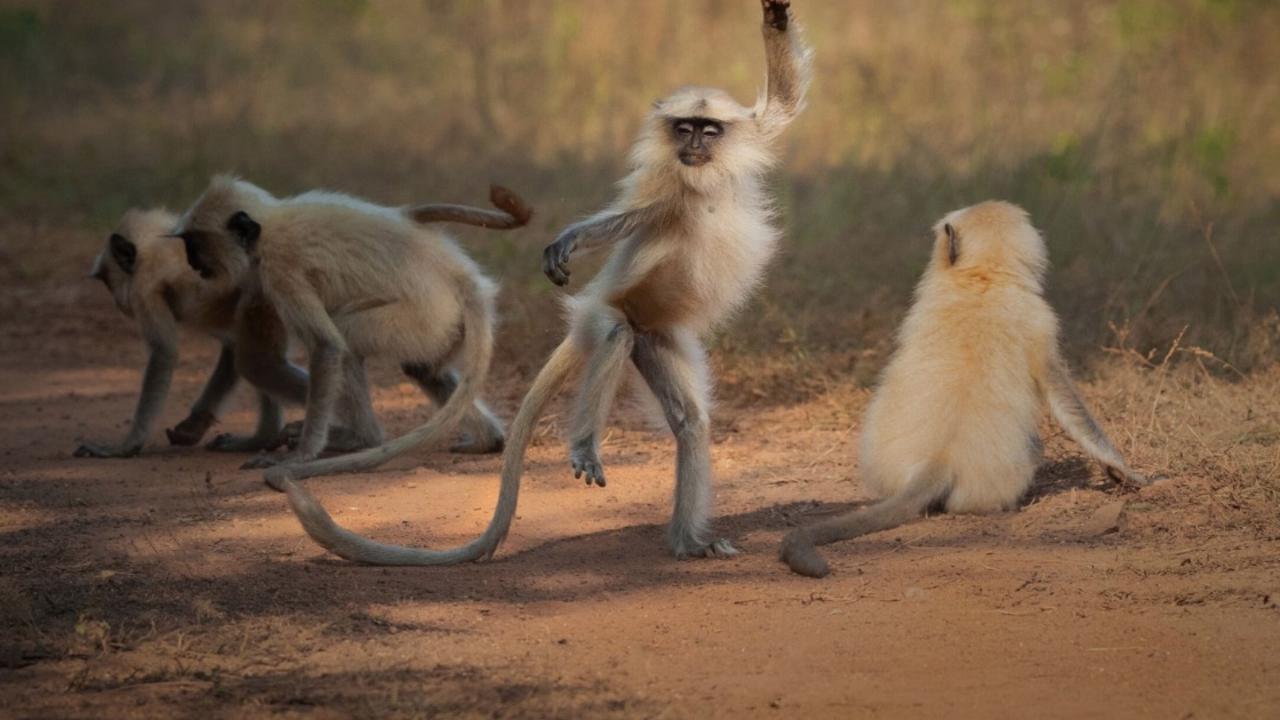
[{"left": 2, "top": 283, "right": 1278, "bottom": 719}]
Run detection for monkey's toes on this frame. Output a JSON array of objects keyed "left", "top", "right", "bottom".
[
  {"left": 705, "top": 538, "right": 739, "bottom": 558},
  {"left": 571, "top": 448, "right": 607, "bottom": 486},
  {"left": 165, "top": 427, "right": 197, "bottom": 446},
  {"left": 241, "top": 454, "right": 283, "bottom": 470},
  {"left": 674, "top": 537, "right": 739, "bottom": 559}
]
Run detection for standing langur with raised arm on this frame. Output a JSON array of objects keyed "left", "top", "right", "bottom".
[
  {"left": 272, "top": 0, "right": 812, "bottom": 565},
  {"left": 780, "top": 201, "right": 1148, "bottom": 578},
  {"left": 175, "top": 180, "right": 532, "bottom": 478}
]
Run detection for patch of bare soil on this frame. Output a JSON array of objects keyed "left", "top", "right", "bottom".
[{"left": 2, "top": 280, "right": 1278, "bottom": 719}]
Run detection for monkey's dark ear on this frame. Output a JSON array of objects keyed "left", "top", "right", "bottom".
[
  {"left": 109, "top": 233, "right": 137, "bottom": 274},
  {"left": 226, "top": 211, "right": 260, "bottom": 251},
  {"left": 944, "top": 223, "right": 959, "bottom": 265}
]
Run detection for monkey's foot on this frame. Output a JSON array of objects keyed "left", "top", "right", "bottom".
[
  {"left": 166, "top": 411, "right": 216, "bottom": 446},
  {"left": 73, "top": 442, "right": 142, "bottom": 459},
  {"left": 450, "top": 432, "right": 505, "bottom": 455},
  {"left": 672, "top": 537, "right": 739, "bottom": 560},
  {"left": 275, "top": 422, "right": 375, "bottom": 454},
  {"left": 779, "top": 531, "right": 831, "bottom": 578},
  {"left": 762, "top": 0, "right": 791, "bottom": 31},
  {"left": 241, "top": 452, "right": 290, "bottom": 470},
  {"left": 570, "top": 439, "right": 606, "bottom": 487},
  {"left": 207, "top": 432, "right": 275, "bottom": 453}
]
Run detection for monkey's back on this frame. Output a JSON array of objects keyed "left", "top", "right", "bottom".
[
  {"left": 257, "top": 197, "right": 495, "bottom": 361},
  {"left": 860, "top": 273, "right": 1056, "bottom": 513}
]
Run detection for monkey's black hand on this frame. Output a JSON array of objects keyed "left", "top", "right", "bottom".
[
  {"left": 542, "top": 228, "right": 579, "bottom": 287},
  {"left": 762, "top": 0, "right": 790, "bottom": 31},
  {"left": 166, "top": 411, "right": 216, "bottom": 446},
  {"left": 73, "top": 441, "right": 142, "bottom": 459}
]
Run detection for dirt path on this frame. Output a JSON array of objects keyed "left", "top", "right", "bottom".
[{"left": 2, "top": 287, "right": 1278, "bottom": 719}]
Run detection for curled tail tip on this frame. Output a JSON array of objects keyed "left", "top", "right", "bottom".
[
  {"left": 489, "top": 184, "right": 534, "bottom": 227},
  {"left": 780, "top": 532, "right": 831, "bottom": 578}
]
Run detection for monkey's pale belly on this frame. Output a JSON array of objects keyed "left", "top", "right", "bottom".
[
  {"left": 608, "top": 254, "right": 758, "bottom": 332},
  {"left": 611, "top": 270, "right": 700, "bottom": 331}
]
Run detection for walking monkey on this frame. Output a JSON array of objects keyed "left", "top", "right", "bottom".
[
  {"left": 176, "top": 180, "right": 529, "bottom": 478},
  {"left": 75, "top": 208, "right": 319, "bottom": 457}
]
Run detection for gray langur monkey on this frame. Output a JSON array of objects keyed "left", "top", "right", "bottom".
[
  {"left": 272, "top": 0, "right": 812, "bottom": 565},
  {"left": 176, "top": 179, "right": 530, "bottom": 479},
  {"left": 75, "top": 208, "right": 323, "bottom": 458},
  {"left": 780, "top": 201, "right": 1149, "bottom": 578}
]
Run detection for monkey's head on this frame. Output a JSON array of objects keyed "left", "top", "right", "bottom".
[
  {"left": 90, "top": 208, "right": 180, "bottom": 317},
  {"left": 173, "top": 175, "right": 273, "bottom": 288},
  {"left": 637, "top": 87, "right": 770, "bottom": 190},
  {"left": 931, "top": 201, "right": 1048, "bottom": 291}
]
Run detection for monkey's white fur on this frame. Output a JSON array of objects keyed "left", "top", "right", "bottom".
[
  {"left": 276, "top": 0, "right": 813, "bottom": 565},
  {"left": 177, "top": 176, "right": 505, "bottom": 482},
  {"left": 862, "top": 201, "right": 1054, "bottom": 512},
  {"left": 781, "top": 201, "right": 1144, "bottom": 577}
]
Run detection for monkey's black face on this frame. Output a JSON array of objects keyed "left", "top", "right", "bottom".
[
  {"left": 176, "top": 211, "right": 260, "bottom": 282},
  {"left": 178, "top": 229, "right": 221, "bottom": 279},
  {"left": 672, "top": 118, "right": 723, "bottom": 167}
]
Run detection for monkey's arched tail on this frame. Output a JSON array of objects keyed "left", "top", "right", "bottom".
[
  {"left": 405, "top": 185, "right": 533, "bottom": 230},
  {"left": 779, "top": 462, "right": 951, "bottom": 578},
  {"left": 269, "top": 336, "right": 582, "bottom": 565}
]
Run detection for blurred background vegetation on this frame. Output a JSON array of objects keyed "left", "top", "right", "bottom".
[{"left": 2, "top": 0, "right": 1277, "bottom": 384}]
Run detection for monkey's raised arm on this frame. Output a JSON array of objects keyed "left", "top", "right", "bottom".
[
  {"left": 755, "top": 0, "right": 813, "bottom": 140},
  {"left": 542, "top": 206, "right": 656, "bottom": 287},
  {"left": 1042, "top": 353, "right": 1147, "bottom": 487},
  {"left": 406, "top": 184, "right": 533, "bottom": 230},
  {"left": 74, "top": 317, "right": 179, "bottom": 458}
]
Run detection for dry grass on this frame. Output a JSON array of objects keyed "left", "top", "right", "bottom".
[{"left": 0, "top": 0, "right": 1276, "bottom": 373}]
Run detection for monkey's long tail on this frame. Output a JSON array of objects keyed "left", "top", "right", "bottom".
[
  {"left": 269, "top": 336, "right": 582, "bottom": 565},
  {"left": 405, "top": 185, "right": 533, "bottom": 230},
  {"left": 779, "top": 463, "right": 951, "bottom": 579}
]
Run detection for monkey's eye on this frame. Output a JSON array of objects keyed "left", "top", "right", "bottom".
[
  {"left": 702, "top": 124, "right": 722, "bottom": 138},
  {"left": 675, "top": 122, "right": 695, "bottom": 137}
]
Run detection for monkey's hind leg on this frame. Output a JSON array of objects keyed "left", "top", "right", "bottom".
[
  {"left": 632, "top": 331, "right": 735, "bottom": 559},
  {"left": 402, "top": 364, "right": 504, "bottom": 454},
  {"left": 274, "top": 354, "right": 384, "bottom": 455},
  {"left": 243, "top": 343, "right": 344, "bottom": 469},
  {"left": 335, "top": 354, "right": 384, "bottom": 449},
  {"left": 568, "top": 321, "right": 634, "bottom": 487},
  {"left": 204, "top": 392, "right": 288, "bottom": 453}
]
